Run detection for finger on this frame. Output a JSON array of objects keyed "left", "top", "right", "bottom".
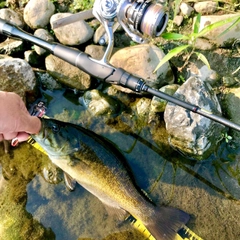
[
  {"left": 16, "top": 132, "right": 30, "bottom": 142},
  {"left": 0, "top": 134, "right": 3, "bottom": 142},
  {"left": 3, "top": 132, "right": 18, "bottom": 140}
]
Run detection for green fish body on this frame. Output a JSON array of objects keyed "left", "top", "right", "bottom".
[{"left": 31, "top": 118, "right": 189, "bottom": 240}]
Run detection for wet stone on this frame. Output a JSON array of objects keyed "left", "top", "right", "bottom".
[
  {"left": 83, "top": 89, "right": 120, "bottom": 116},
  {"left": 164, "top": 76, "right": 225, "bottom": 160}
]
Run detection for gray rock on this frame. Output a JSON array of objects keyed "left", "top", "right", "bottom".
[
  {"left": 24, "top": 0, "right": 55, "bottom": 29},
  {"left": 102, "top": 85, "right": 132, "bottom": 107},
  {"left": 34, "top": 29, "right": 54, "bottom": 55},
  {"left": 110, "top": 44, "right": 174, "bottom": 93},
  {"left": 180, "top": 2, "right": 194, "bottom": 17},
  {"left": 50, "top": 13, "right": 94, "bottom": 45},
  {"left": 173, "top": 15, "right": 184, "bottom": 26},
  {"left": 0, "top": 8, "right": 25, "bottom": 28},
  {"left": 197, "top": 14, "right": 240, "bottom": 47},
  {"left": 198, "top": 65, "right": 220, "bottom": 86},
  {"left": 45, "top": 54, "right": 91, "bottom": 90},
  {"left": 35, "top": 71, "right": 62, "bottom": 90},
  {"left": 164, "top": 76, "right": 225, "bottom": 160},
  {"left": 151, "top": 84, "right": 180, "bottom": 113},
  {"left": 222, "top": 87, "right": 240, "bottom": 143},
  {"left": 0, "top": 38, "right": 24, "bottom": 55},
  {"left": 0, "top": 58, "right": 37, "bottom": 100},
  {"left": 194, "top": 1, "right": 217, "bottom": 14}
]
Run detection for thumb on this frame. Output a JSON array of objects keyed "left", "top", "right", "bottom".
[{"left": 19, "top": 115, "right": 42, "bottom": 134}]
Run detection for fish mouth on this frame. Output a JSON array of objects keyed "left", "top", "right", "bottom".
[{"left": 40, "top": 128, "right": 79, "bottom": 156}]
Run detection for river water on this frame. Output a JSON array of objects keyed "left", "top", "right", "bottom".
[{"left": 0, "top": 87, "right": 239, "bottom": 240}]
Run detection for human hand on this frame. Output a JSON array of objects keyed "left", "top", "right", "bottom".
[{"left": 0, "top": 91, "right": 41, "bottom": 142}]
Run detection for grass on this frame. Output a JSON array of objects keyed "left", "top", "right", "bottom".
[{"left": 154, "top": 13, "right": 240, "bottom": 72}]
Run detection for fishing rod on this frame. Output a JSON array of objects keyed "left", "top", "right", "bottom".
[{"left": 0, "top": 0, "right": 239, "bottom": 132}]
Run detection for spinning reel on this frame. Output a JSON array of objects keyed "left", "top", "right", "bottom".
[{"left": 52, "top": 0, "right": 168, "bottom": 63}]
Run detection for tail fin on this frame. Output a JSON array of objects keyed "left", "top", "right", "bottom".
[{"left": 145, "top": 206, "right": 190, "bottom": 240}]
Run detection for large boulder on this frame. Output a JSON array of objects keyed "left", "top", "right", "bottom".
[
  {"left": 197, "top": 14, "right": 240, "bottom": 47},
  {"left": 0, "top": 57, "right": 37, "bottom": 100},
  {"left": 164, "top": 76, "right": 225, "bottom": 160},
  {"left": 110, "top": 44, "right": 174, "bottom": 93}
]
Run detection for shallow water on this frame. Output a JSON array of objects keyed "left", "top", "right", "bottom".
[{"left": 0, "top": 87, "right": 240, "bottom": 240}]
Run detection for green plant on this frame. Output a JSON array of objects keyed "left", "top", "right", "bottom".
[
  {"left": 69, "top": 0, "right": 94, "bottom": 13},
  {"left": 222, "top": 132, "right": 233, "bottom": 143},
  {"left": 177, "top": 74, "right": 185, "bottom": 83},
  {"left": 154, "top": 14, "right": 240, "bottom": 72}
]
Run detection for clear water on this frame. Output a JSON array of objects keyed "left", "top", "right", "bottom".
[{"left": 0, "top": 87, "right": 240, "bottom": 240}]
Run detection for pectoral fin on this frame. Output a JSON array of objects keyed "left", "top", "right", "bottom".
[{"left": 103, "top": 204, "right": 128, "bottom": 222}]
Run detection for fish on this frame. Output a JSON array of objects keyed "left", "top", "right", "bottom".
[{"left": 31, "top": 118, "right": 190, "bottom": 240}]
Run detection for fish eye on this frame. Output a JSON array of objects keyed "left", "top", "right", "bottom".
[{"left": 51, "top": 124, "right": 60, "bottom": 132}]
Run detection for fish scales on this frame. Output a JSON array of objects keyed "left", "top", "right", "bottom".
[{"left": 31, "top": 118, "right": 190, "bottom": 240}]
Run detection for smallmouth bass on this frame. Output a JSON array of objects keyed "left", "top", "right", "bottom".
[{"left": 31, "top": 118, "right": 189, "bottom": 240}]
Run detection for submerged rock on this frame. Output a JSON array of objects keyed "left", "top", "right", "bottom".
[
  {"left": 35, "top": 71, "right": 62, "bottom": 90},
  {"left": 222, "top": 76, "right": 240, "bottom": 87},
  {"left": 164, "top": 76, "right": 225, "bottom": 160},
  {"left": 135, "top": 97, "right": 152, "bottom": 124},
  {"left": 82, "top": 89, "right": 120, "bottom": 116}
]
